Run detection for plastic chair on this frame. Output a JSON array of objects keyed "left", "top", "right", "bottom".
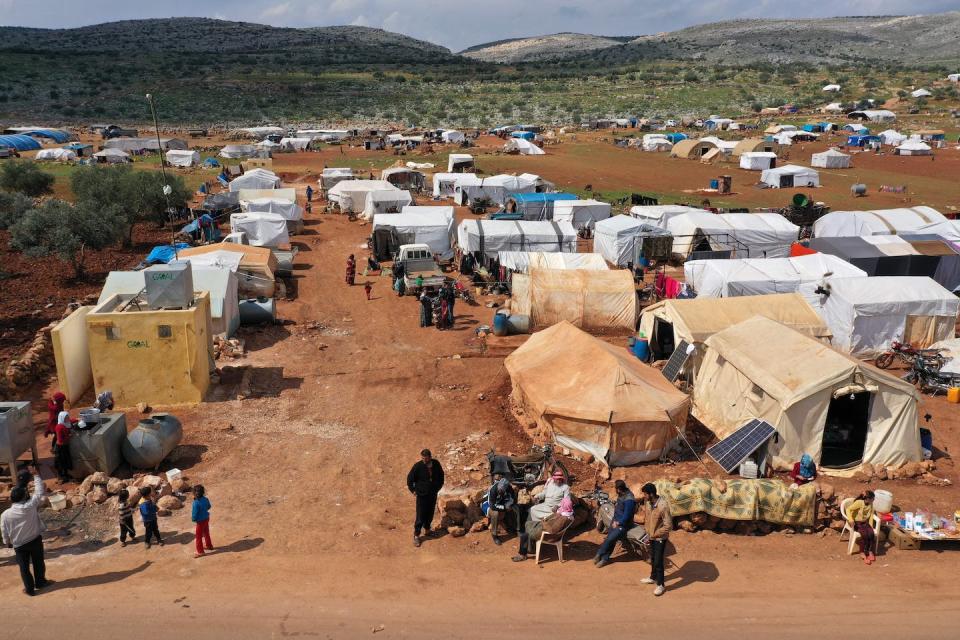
[
  {"left": 839, "top": 498, "right": 881, "bottom": 555},
  {"left": 535, "top": 519, "right": 573, "bottom": 564}
]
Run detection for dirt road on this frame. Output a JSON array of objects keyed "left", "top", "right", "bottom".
[{"left": 4, "top": 163, "right": 960, "bottom": 638}]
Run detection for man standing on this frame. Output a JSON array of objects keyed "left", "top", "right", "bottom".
[
  {"left": 640, "top": 483, "right": 671, "bottom": 596},
  {"left": 594, "top": 480, "right": 636, "bottom": 568},
  {"left": 1, "top": 466, "right": 50, "bottom": 596},
  {"left": 306, "top": 185, "right": 313, "bottom": 202},
  {"left": 406, "top": 449, "right": 444, "bottom": 547}
]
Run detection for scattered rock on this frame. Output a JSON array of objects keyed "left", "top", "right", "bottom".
[
  {"left": 78, "top": 476, "right": 94, "bottom": 496},
  {"left": 920, "top": 460, "right": 936, "bottom": 472},
  {"left": 157, "top": 495, "right": 183, "bottom": 510},
  {"left": 678, "top": 520, "right": 697, "bottom": 533},
  {"left": 876, "top": 467, "right": 888, "bottom": 481},
  {"left": 860, "top": 462, "right": 875, "bottom": 478},
  {"left": 852, "top": 471, "right": 871, "bottom": 483},
  {"left": 447, "top": 526, "right": 466, "bottom": 537},
  {"left": 818, "top": 483, "right": 835, "bottom": 501},
  {"left": 86, "top": 486, "right": 108, "bottom": 505},
  {"left": 443, "top": 498, "right": 467, "bottom": 514},
  {"left": 106, "top": 478, "right": 124, "bottom": 495},
  {"left": 689, "top": 512, "right": 709, "bottom": 527},
  {"left": 90, "top": 471, "right": 109, "bottom": 485},
  {"left": 171, "top": 478, "right": 192, "bottom": 493},
  {"left": 899, "top": 461, "right": 922, "bottom": 479},
  {"left": 469, "top": 521, "right": 487, "bottom": 533}
]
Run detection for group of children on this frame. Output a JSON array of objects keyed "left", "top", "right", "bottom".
[{"left": 117, "top": 484, "right": 214, "bottom": 558}]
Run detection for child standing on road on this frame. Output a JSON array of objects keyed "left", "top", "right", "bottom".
[
  {"left": 139, "top": 486, "right": 164, "bottom": 548},
  {"left": 118, "top": 489, "right": 136, "bottom": 546},
  {"left": 191, "top": 485, "right": 214, "bottom": 558},
  {"left": 364, "top": 282, "right": 373, "bottom": 300}
]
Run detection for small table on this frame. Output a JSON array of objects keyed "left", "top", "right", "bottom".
[{"left": 886, "top": 524, "right": 960, "bottom": 550}]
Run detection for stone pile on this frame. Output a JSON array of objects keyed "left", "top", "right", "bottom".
[
  {"left": 213, "top": 336, "right": 245, "bottom": 359},
  {"left": 56, "top": 471, "right": 192, "bottom": 515}
]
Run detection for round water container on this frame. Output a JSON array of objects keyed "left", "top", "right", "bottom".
[
  {"left": 850, "top": 184, "right": 867, "bottom": 196},
  {"left": 492, "top": 310, "right": 509, "bottom": 336},
  {"left": 873, "top": 489, "right": 893, "bottom": 514},
  {"left": 122, "top": 414, "right": 183, "bottom": 469},
  {"left": 709, "top": 179, "right": 719, "bottom": 190},
  {"left": 505, "top": 314, "right": 530, "bottom": 334}
]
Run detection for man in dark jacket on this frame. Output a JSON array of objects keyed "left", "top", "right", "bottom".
[
  {"left": 407, "top": 449, "right": 444, "bottom": 547},
  {"left": 594, "top": 480, "right": 637, "bottom": 568}
]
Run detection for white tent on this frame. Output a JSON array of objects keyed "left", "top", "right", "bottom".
[
  {"left": 328, "top": 180, "right": 398, "bottom": 212},
  {"left": 454, "top": 174, "right": 539, "bottom": 206},
  {"left": 811, "top": 148, "right": 851, "bottom": 169},
  {"left": 552, "top": 199, "right": 611, "bottom": 230},
  {"left": 659, "top": 211, "right": 799, "bottom": 258},
  {"left": 237, "top": 188, "right": 296, "bottom": 203},
  {"left": 92, "top": 148, "right": 131, "bottom": 163},
  {"left": 104, "top": 137, "right": 187, "bottom": 152},
  {"left": 684, "top": 253, "right": 867, "bottom": 298},
  {"left": 441, "top": 130, "right": 465, "bottom": 144},
  {"left": 593, "top": 215, "right": 649, "bottom": 266},
  {"left": 876, "top": 130, "right": 904, "bottom": 145},
  {"left": 296, "top": 129, "right": 348, "bottom": 141},
  {"left": 641, "top": 134, "right": 673, "bottom": 152},
  {"left": 629, "top": 205, "right": 708, "bottom": 226},
  {"left": 229, "top": 212, "right": 289, "bottom": 247},
  {"left": 99, "top": 267, "right": 240, "bottom": 337},
  {"left": 848, "top": 110, "right": 896, "bottom": 123},
  {"left": 799, "top": 276, "right": 960, "bottom": 357},
  {"left": 498, "top": 251, "right": 609, "bottom": 273},
  {"left": 843, "top": 123, "right": 869, "bottom": 133},
  {"left": 949, "top": 74, "right": 960, "bottom": 82},
  {"left": 504, "top": 138, "right": 545, "bottom": 155},
  {"left": 229, "top": 169, "right": 281, "bottom": 192},
  {"left": 220, "top": 144, "right": 258, "bottom": 159},
  {"left": 822, "top": 103, "right": 844, "bottom": 113},
  {"left": 236, "top": 126, "right": 283, "bottom": 138},
  {"left": 911, "top": 88, "right": 932, "bottom": 98},
  {"left": 278, "top": 137, "right": 311, "bottom": 152},
  {"left": 319, "top": 167, "right": 354, "bottom": 189},
  {"left": 178, "top": 249, "right": 243, "bottom": 273},
  {"left": 242, "top": 197, "right": 303, "bottom": 222},
  {"left": 693, "top": 316, "right": 921, "bottom": 472},
  {"left": 813, "top": 207, "right": 958, "bottom": 241},
  {"left": 760, "top": 164, "right": 819, "bottom": 188},
  {"left": 894, "top": 140, "right": 933, "bottom": 156},
  {"left": 35, "top": 148, "right": 76, "bottom": 162},
  {"left": 739, "top": 152, "right": 776, "bottom": 170},
  {"left": 432, "top": 172, "right": 472, "bottom": 198},
  {"left": 447, "top": 153, "right": 474, "bottom": 172},
  {"left": 165, "top": 149, "right": 200, "bottom": 167},
  {"left": 457, "top": 220, "right": 577, "bottom": 257},
  {"left": 361, "top": 189, "right": 413, "bottom": 220},
  {"left": 372, "top": 206, "right": 455, "bottom": 259},
  {"left": 822, "top": 84, "right": 841, "bottom": 92}
]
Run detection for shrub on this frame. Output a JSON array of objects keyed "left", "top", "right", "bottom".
[
  {"left": 0, "top": 161, "right": 55, "bottom": 197},
  {"left": 0, "top": 191, "right": 33, "bottom": 229}
]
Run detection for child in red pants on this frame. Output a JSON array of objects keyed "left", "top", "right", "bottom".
[
  {"left": 191, "top": 485, "right": 213, "bottom": 558},
  {"left": 364, "top": 282, "right": 373, "bottom": 300}
]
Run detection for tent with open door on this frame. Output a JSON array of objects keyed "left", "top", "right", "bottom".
[
  {"left": 361, "top": 189, "right": 412, "bottom": 220},
  {"left": 327, "top": 180, "right": 398, "bottom": 212},
  {"left": 811, "top": 148, "right": 851, "bottom": 168},
  {"left": 505, "top": 321, "right": 690, "bottom": 467},
  {"left": 659, "top": 211, "right": 799, "bottom": 259},
  {"left": 799, "top": 276, "right": 959, "bottom": 357},
  {"left": 229, "top": 168, "right": 281, "bottom": 192},
  {"left": 447, "top": 153, "right": 474, "bottom": 172},
  {"left": 684, "top": 253, "right": 867, "bottom": 298},
  {"left": 760, "top": 164, "right": 819, "bottom": 188},
  {"left": 693, "top": 316, "right": 921, "bottom": 473},
  {"left": 739, "top": 152, "right": 776, "bottom": 170},
  {"left": 504, "top": 138, "right": 545, "bottom": 155},
  {"left": 593, "top": 215, "right": 649, "bottom": 266}
]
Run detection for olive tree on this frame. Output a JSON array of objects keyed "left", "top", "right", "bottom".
[{"left": 0, "top": 161, "right": 55, "bottom": 197}]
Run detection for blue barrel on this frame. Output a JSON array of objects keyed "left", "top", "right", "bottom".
[
  {"left": 709, "top": 179, "right": 719, "bottom": 190},
  {"left": 632, "top": 337, "right": 650, "bottom": 361},
  {"left": 920, "top": 428, "right": 933, "bottom": 452},
  {"left": 492, "top": 311, "right": 509, "bottom": 336}
]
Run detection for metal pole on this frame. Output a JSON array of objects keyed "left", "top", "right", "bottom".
[{"left": 146, "top": 93, "right": 177, "bottom": 257}]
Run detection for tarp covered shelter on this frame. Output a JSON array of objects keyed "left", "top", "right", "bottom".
[
  {"left": 811, "top": 148, "right": 851, "bottom": 168},
  {"left": 510, "top": 268, "right": 637, "bottom": 331},
  {"left": 431, "top": 172, "right": 468, "bottom": 198},
  {"left": 641, "top": 134, "right": 672, "bottom": 152},
  {"left": 895, "top": 140, "right": 933, "bottom": 156},
  {"left": 98, "top": 268, "right": 240, "bottom": 337},
  {"left": 177, "top": 243, "right": 276, "bottom": 298},
  {"left": 760, "top": 164, "right": 819, "bottom": 188},
  {"left": 92, "top": 148, "right": 131, "bottom": 163},
  {"left": 371, "top": 206, "right": 455, "bottom": 260},
  {"left": 454, "top": 174, "right": 540, "bottom": 206},
  {"left": 219, "top": 144, "right": 258, "bottom": 159},
  {"left": 658, "top": 211, "right": 800, "bottom": 258},
  {"left": 361, "top": 189, "right": 413, "bottom": 220},
  {"left": 277, "top": 137, "right": 311, "bottom": 152},
  {"left": 104, "top": 137, "right": 187, "bottom": 152},
  {"left": 732, "top": 138, "right": 779, "bottom": 157},
  {"left": 229, "top": 168, "right": 281, "bottom": 192},
  {"left": 381, "top": 167, "right": 425, "bottom": 191},
  {"left": 503, "top": 192, "right": 578, "bottom": 221},
  {"left": 320, "top": 167, "right": 354, "bottom": 189},
  {"left": 740, "top": 152, "right": 776, "bottom": 170},
  {"left": 813, "top": 207, "right": 959, "bottom": 242},
  {"left": 0, "top": 134, "right": 42, "bottom": 151},
  {"left": 498, "top": 251, "right": 609, "bottom": 274},
  {"left": 639, "top": 293, "right": 831, "bottom": 364},
  {"left": 457, "top": 219, "right": 577, "bottom": 258},
  {"left": 693, "top": 316, "right": 921, "bottom": 471},
  {"left": 242, "top": 197, "right": 304, "bottom": 229},
  {"left": 165, "top": 149, "right": 200, "bottom": 167},
  {"left": 594, "top": 215, "right": 652, "bottom": 266},
  {"left": 505, "top": 321, "right": 690, "bottom": 466},
  {"left": 328, "top": 180, "right": 398, "bottom": 212},
  {"left": 684, "top": 253, "right": 867, "bottom": 298},
  {"left": 447, "top": 153, "right": 474, "bottom": 172},
  {"left": 504, "top": 138, "right": 545, "bottom": 155},
  {"left": 552, "top": 199, "right": 611, "bottom": 229},
  {"left": 35, "top": 148, "right": 76, "bottom": 162},
  {"left": 878, "top": 130, "right": 906, "bottom": 145},
  {"left": 799, "top": 276, "right": 959, "bottom": 357},
  {"left": 670, "top": 139, "right": 717, "bottom": 159},
  {"left": 229, "top": 212, "right": 289, "bottom": 247}
]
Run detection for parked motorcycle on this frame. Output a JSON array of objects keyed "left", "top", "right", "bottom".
[
  {"left": 875, "top": 340, "right": 944, "bottom": 370},
  {"left": 583, "top": 486, "right": 649, "bottom": 557},
  {"left": 903, "top": 355, "right": 960, "bottom": 395},
  {"left": 487, "top": 443, "right": 569, "bottom": 487},
  {"left": 454, "top": 280, "right": 475, "bottom": 305}
]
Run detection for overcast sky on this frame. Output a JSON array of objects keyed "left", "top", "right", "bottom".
[{"left": 2, "top": 0, "right": 959, "bottom": 49}]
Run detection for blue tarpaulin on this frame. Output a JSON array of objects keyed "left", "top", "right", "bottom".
[
  {"left": 203, "top": 157, "right": 220, "bottom": 167},
  {"left": 144, "top": 243, "right": 191, "bottom": 265},
  {"left": 510, "top": 131, "right": 535, "bottom": 140},
  {"left": 0, "top": 134, "right": 42, "bottom": 151},
  {"left": 22, "top": 129, "right": 72, "bottom": 143}
]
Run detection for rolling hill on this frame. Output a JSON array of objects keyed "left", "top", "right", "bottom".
[{"left": 461, "top": 33, "right": 631, "bottom": 63}]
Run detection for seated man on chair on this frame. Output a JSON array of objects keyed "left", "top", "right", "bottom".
[
  {"left": 594, "top": 480, "right": 637, "bottom": 568},
  {"left": 512, "top": 496, "right": 574, "bottom": 562}
]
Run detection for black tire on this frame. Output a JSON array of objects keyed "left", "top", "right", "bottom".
[{"left": 875, "top": 352, "right": 894, "bottom": 369}]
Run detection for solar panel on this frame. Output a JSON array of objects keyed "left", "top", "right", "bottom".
[
  {"left": 707, "top": 418, "right": 778, "bottom": 474},
  {"left": 661, "top": 340, "right": 692, "bottom": 382}
]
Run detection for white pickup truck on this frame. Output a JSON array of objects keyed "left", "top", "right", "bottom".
[{"left": 397, "top": 244, "right": 445, "bottom": 294}]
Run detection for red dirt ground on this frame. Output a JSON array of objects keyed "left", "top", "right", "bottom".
[{"left": 3, "top": 132, "right": 960, "bottom": 638}]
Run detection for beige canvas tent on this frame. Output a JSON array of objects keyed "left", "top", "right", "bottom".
[
  {"left": 732, "top": 139, "right": 780, "bottom": 157},
  {"left": 176, "top": 243, "right": 276, "bottom": 298},
  {"left": 505, "top": 322, "right": 690, "bottom": 466},
  {"left": 510, "top": 268, "right": 637, "bottom": 331},
  {"left": 670, "top": 139, "right": 717, "bottom": 159},
  {"left": 693, "top": 316, "right": 921, "bottom": 473},
  {"left": 639, "top": 293, "right": 831, "bottom": 364}
]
